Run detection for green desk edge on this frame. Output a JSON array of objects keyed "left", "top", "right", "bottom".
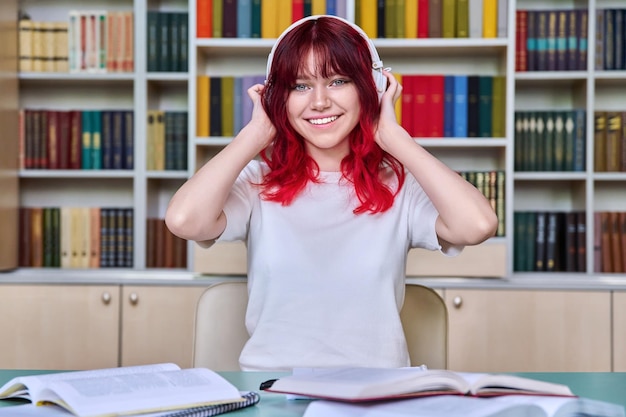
[{"left": 0, "top": 370, "right": 625, "bottom": 416}]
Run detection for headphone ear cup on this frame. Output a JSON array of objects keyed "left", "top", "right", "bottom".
[{"left": 372, "top": 68, "right": 387, "bottom": 102}]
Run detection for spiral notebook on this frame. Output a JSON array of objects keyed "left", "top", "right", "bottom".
[
  {"left": 154, "top": 391, "right": 261, "bottom": 417},
  {"left": 0, "top": 391, "right": 260, "bottom": 417}
]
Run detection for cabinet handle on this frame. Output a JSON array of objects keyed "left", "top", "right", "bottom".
[
  {"left": 129, "top": 292, "right": 139, "bottom": 305},
  {"left": 101, "top": 292, "right": 112, "bottom": 305},
  {"left": 453, "top": 296, "right": 463, "bottom": 308}
]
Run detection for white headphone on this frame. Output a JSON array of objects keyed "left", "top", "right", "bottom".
[{"left": 265, "top": 15, "right": 388, "bottom": 101}]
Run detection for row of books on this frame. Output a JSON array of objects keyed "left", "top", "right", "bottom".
[
  {"left": 19, "top": 10, "right": 134, "bottom": 73},
  {"left": 146, "top": 11, "right": 189, "bottom": 73},
  {"left": 196, "top": 74, "right": 263, "bottom": 137},
  {"left": 594, "top": 111, "right": 626, "bottom": 173},
  {"left": 18, "top": 19, "right": 68, "bottom": 73},
  {"left": 595, "top": 9, "right": 626, "bottom": 71},
  {"left": 146, "top": 218, "right": 187, "bottom": 269},
  {"left": 514, "top": 211, "right": 586, "bottom": 273},
  {"left": 460, "top": 170, "right": 505, "bottom": 237},
  {"left": 196, "top": 74, "right": 505, "bottom": 139},
  {"left": 398, "top": 74, "right": 505, "bottom": 138},
  {"left": 515, "top": 9, "right": 588, "bottom": 72},
  {"left": 356, "top": 0, "right": 507, "bottom": 39},
  {"left": 197, "top": 0, "right": 347, "bottom": 39},
  {"left": 513, "top": 110, "right": 586, "bottom": 172},
  {"left": 595, "top": 211, "right": 626, "bottom": 274},
  {"left": 146, "top": 111, "right": 189, "bottom": 171},
  {"left": 19, "top": 109, "right": 134, "bottom": 170},
  {"left": 18, "top": 206, "right": 133, "bottom": 269}
]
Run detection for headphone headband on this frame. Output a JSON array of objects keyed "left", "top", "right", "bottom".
[{"left": 265, "top": 15, "right": 387, "bottom": 100}]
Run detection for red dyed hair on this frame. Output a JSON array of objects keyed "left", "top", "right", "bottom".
[{"left": 260, "top": 16, "right": 405, "bottom": 214}]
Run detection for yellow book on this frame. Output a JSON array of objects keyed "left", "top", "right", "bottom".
[
  {"left": 394, "top": 73, "right": 403, "bottom": 124},
  {"left": 261, "top": 0, "right": 278, "bottom": 38},
  {"left": 221, "top": 76, "right": 235, "bottom": 137},
  {"left": 60, "top": 206, "right": 72, "bottom": 268},
  {"left": 358, "top": 0, "right": 377, "bottom": 38},
  {"left": 311, "top": 0, "right": 326, "bottom": 15},
  {"left": 276, "top": 0, "right": 292, "bottom": 34},
  {"left": 456, "top": 0, "right": 469, "bottom": 37},
  {"left": 213, "top": 0, "right": 223, "bottom": 37},
  {"left": 405, "top": 0, "right": 418, "bottom": 38},
  {"left": 482, "top": 0, "right": 497, "bottom": 38},
  {"left": 196, "top": 75, "right": 210, "bottom": 137},
  {"left": 18, "top": 19, "right": 34, "bottom": 72},
  {"left": 154, "top": 111, "right": 165, "bottom": 171},
  {"left": 146, "top": 110, "right": 157, "bottom": 170}
]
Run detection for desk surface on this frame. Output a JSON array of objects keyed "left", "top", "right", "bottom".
[{"left": 1, "top": 370, "right": 625, "bottom": 416}]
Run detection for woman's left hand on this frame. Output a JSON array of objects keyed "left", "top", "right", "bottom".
[{"left": 374, "top": 69, "right": 408, "bottom": 151}]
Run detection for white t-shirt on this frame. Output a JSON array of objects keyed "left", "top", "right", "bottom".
[{"left": 217, "top": 160, "right": 460, "bottom": 371}]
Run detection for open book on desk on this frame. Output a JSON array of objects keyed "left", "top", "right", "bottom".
[
  {"left": 0, "top": 363, "right": 255, "bottom": 417},
  {"left": 302, "top": 394, "right": 626, "bottom": 417},
  {"left": 260, "top": 367, "right": 575, "bottom": 402}
]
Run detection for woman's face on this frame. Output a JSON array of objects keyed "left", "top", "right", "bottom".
[{"left": 286, "top": 52, "right": 361, "bottom": 171}]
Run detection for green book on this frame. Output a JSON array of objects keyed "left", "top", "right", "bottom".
[
  {"left": 158, "top": 12, "right": 171, "bottom": 71},
  {"left": 456, "top": 0, "right": 469, "bottom": 37},
  {"left": 146, "top": 11, "right": 159, "bottom": 72},
  {"left": 91, "top": 110, "right": 102, "bottom": 170},
  {"left": 221, "top": 76, "right": 235, "bottom": 137},
  {"left": 552, "top": 111, "right": 566, "bottom": 171},
  {"left": 478, "top": 76, "right": 493, "bottom": 137},
  {"left": 81, "top": 110, "right": 92, "bottom": 170},
  {"left": 251, "top": 0, "right": 261, "bottom": 38},
  {"left": 442, "top": 0, "right": 457, "bottom": 38},
  {"left": 213, "top": 0, "right": 223, "bottom": 37},
  {"left": 563, "top": 110, "right": 575, "bottom": 171},
  {"left": 543, "top": 111, "right": 555, "bottom": 171},
  {"left": 491, "top": 76, "right": 505, "bottom": 138}
]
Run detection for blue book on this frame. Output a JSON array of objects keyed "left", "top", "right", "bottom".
[
  {"left": 327, "top": 0, "right": 337, "bottom": 16},
  {"left": 233, "top": 76, "right": 244, "bottom": 134},
  {"left": 443, "top": 75, "right": 454, "bottom": 137},
  {"left": 237, "top": 0, "right": 252, "bottom": 38},
  {"left": 452, "top": 75, "right": 468, "bottom": 138}
]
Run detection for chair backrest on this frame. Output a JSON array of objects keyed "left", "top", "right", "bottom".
[{"left": 193, "top": 281, "right": 448, "bottom": 370}]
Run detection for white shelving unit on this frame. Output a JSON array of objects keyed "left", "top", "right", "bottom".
[{"left": 12, "top": 0, "right": 626, "bottom": 280}]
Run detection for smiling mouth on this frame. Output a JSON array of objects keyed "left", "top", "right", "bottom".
[{"left": 308, "top": 116, "right": 339, "bottom": 125}]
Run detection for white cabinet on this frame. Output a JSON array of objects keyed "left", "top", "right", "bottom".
[{"left": 444, "top": 288, "right": 612, "bottom": 372}]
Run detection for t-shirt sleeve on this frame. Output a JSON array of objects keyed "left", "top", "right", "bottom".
[
  {"left": 405, "top": 175, "right": 464, "bottom": 256},
  {"left": 216, "top": 161, "right": 262, "bottom": 243}
]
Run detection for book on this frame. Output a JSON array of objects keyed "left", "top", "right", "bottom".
[
  {"left": 301, "top": 393, "right": 625, "bottom": 417},
  {"left": 0, "top": 363, "right": 252, "bottom": 417},
  {"left": 261, "top": 367, "right": 574, "bottom": 402},
  {"left": 0, "top": 390, "right": 259, "bottom": 417}
]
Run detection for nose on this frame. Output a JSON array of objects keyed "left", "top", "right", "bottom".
[{"left": 310, "top": 87, "right": 330, "bottom": 110}]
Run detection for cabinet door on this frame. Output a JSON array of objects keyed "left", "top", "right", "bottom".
[
  {"left": 120, "top": 286, "right": 209, "bottom": 368},
  {"left": 444, "top": 289, "right": 611, "bottom": 372},
  {"left": 613, "top": 291, "right": 626, "bottom": 371},
  {"left": 0, "top": 284, "right": 119, "bottom": 370}
]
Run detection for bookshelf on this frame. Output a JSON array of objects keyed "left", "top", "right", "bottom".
[
  {"left": 0, "top": 0, "right": 19, "bottom": 271},
  {"left": 10, "top": 0, "right": 626, "bottom": 279}
]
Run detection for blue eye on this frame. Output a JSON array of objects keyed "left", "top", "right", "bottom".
[{"left": 293, "top": 84, "right": 308, "bottom": 92}]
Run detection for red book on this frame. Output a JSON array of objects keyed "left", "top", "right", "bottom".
[
  {"left": 47, "top": 110, "right": 60, "bottom": 169},
  {"left": 401, "top": 75, "right": 416, "bottom": 137},
  {"left": 413, "top": 75, "right": 429, "bottom": 138},
  {"left": 197, "top": 0, "right": 213, "bottom": 38},
  {"left": 417, "top": 0, "right": 429, "bottom": 38},
  {"left": 69, "top": 110, "right": 82, "bottom": 169},
  {"left": 292, "top": 0, "right": 304, "bottom": 22},
  {"left": 425, "top": 75, "right": 445, "bottom": 137},
  {"left": 516, "top": 10, "right": 528, "bottom": 72}
]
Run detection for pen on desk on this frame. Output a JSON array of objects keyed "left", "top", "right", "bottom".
[{"left": 259, "top": 379, "right": 277, "bottom": 390}]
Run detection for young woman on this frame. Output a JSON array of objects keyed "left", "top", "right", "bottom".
[{"left": 166, "top": 15, "right": 498, "bottom": 371}]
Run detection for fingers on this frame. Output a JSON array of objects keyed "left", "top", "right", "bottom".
[{"left": 247, "top": 83, "right": 265, "bottom": 100}]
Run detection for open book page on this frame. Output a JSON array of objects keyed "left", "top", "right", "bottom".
[
  {"left": 35, "top": 368, "right": 243, "bottom": 417},
  {"left": 0, "top": 403, "right": 72, "bottom": 416},
  {"left": 457, "top": 372, "right": 574, "bottom": 396},
  {"left": 264, "top": 367, "right": 467, "bottom": 400},
  {"left": 302, "top": 394, "right": 626, "bottom": 417},
  {"left": 263, "top": 368, "right": 575, "bottom": 401},
  {"left": 0, "top": 363, "right": 181, "bottom": 402}
]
